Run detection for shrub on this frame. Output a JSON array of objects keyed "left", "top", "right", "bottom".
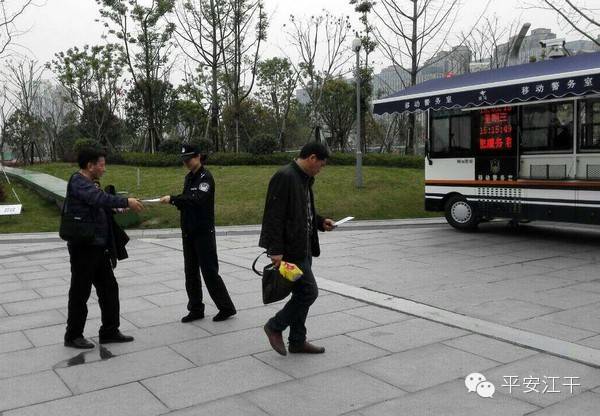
[
  {"left": 106, "top": 151, "right": 424, "bottom": 168},
  {"left": 248, "top": 134, "right": 278, "bottom": 155},
  {"left": 72, "top": 138, "right": 101, "bottom": 155},
  {"left": 190, "top": 138, "right": 214, "bottom": 154},
  {"left": 158, "top": 139, "right": 183, "bottom": 154},
  {"left": 0, "top": 182, "right": 5, "bottom": 203}
]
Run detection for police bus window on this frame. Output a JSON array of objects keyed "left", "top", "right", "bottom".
[
  {"left": 579, "top": 98, "right": 600, "bottom": 151},
  {"left": 521, "top": 102, "right": 573, "bottom": 152}
]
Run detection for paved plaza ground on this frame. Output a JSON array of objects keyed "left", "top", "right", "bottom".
[{"left": 1, "top": 220, "right": 600, "bottom": 415}]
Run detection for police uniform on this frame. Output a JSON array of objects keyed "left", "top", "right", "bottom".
[{"left": 170, "top": 145, "right": 236, "bottom": 320}]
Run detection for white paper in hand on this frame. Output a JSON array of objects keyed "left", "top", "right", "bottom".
[
  {"left": 334, "top": 216, "right": 354, "bottom": 227},
  {"left": 142, "top": 198, "right": 161, "bottom": 203}
]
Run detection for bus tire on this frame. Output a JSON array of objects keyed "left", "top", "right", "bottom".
[{"left": 445, "top": 195, "right": 479, "bottom": 231}]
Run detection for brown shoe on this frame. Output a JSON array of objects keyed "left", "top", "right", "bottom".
[
  {"left": 289, "top": 341, "right": 325, "bottom": 354},
  {"left": 264, "top": 324, "right": 286, "bottom": 356}
]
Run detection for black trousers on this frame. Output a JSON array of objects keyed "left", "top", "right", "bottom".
[
  {"left": 182, "top": 230, "right": 236, "bottom": 314},
  {"left": 65, "top": 245, "right": 120, "bottom": 341},
  {"left": 267, "top": 257, "right": 318, "bottom": 345}
]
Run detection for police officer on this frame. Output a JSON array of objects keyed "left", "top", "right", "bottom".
[{"left": 160, "top": 144, "right": 236, "bottom": 323}]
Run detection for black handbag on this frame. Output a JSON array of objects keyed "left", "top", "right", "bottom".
[
  {"left": 252, "top": 251, "right": 295, "bottom": 304},
  {"left": 59, "top": 174, "right": 96, "bottom": 244}
]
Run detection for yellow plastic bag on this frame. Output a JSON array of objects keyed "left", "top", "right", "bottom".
[{"left": 279, "top": 261, "right": 303, "bottom": 282}]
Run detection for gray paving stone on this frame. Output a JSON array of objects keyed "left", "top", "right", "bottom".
[
  {"left": 578, "top": 334, "right": 600, "bottom": 349},
  {"left": 56, "top": 346, "right": 194, "bottom": 394},
  {"left": 0, "top": 371, "right": 71, "bottom": 412},
  {"left": 0, "top": 289, "right": 40, "bottom": 305},
  {"left": 307, "top": 294, "right": 367, "bottom": 316},
  {"left": 194, "top": 305, "right": 279, "bottom": 335},
  {"left": 472, "top": 263, "right": 554, "bottom": 279},
  {"left": 122, "top": 303, "right": 215, "bottom": 328},
  {"left": 118, "top": 283, "right": 173, "bottom": 299},
  {"left": 540, "top": 302, "right": 600, "bottom": 332},
  {"left": 2, "top": 265, "right": 45, "bottom": 274},
  {"left": 4, "top": 296, "right": 69, "bottom": 315},
  {"left": 164, "top": 396, "right": 269, "bottom": 416},
  {"left": 484, "top": 353, "right": 600, "bottom": 407},
  {"left": 443, "top": 334, "right": 538, "bottom": 364},
  {"left": 171, "top": 326, "right": 270, "bottom": 366},
  {"left": 511, "top": 317, "right": 596, "bottom": 342},
  {"left": 359, "top": 379, "right": 539, "bottom": 416},
  {"left": 16, "top": 269, "right": 67, "bottom": 281},
  {"left": 0, "top": 281, "right": 24, "bottom": 293},
  {"left": 547, "top": 265, "right": 600, "bottom": 282},
  {"left": 255, "top": 334, "right": 390, "bottom": 378},
  {"left": 4, "top": 382, "right": 167, "bottom": 416},
  {"left": 354, "top": 343, "right": 499, "bottom": 392},
  {"left": 347, "top": 319, "right": 467, "bottom": 353},
  {"left": 0, "top": 310, "right": 65, "bottom": 334},
  {"left": 35, "top": 284, "right": 70, "bottom": 298},
  {"left": 244, "top": 367, "right": 405, "bottom": 416},
  {"left": 455, "top": 299, "right": 560, "bottom": 324},
  {"left": 143, "top": 290, "right": 189, "bottom": 307},
  {"left": 343, "top": 305, "right": 415, "bottom": 325},
  {"left": 0, "top": 343, "right": 101, "bottom": 379},
  {"left": 23, "top": 318, "right": 137, "bottom": 347},
  {"left": 511, "top": 287, "right": 600, "bottom": 310},
  {"left": 0, "top": 331, "right": 32, "bottom": 354},
  {"left": 302, "top": 311, "right": 378, "bottom": 340},
  {"left": 526, "top": 391, "right": 600, "bottom": 415},
  {"left": 93, "top": 322, "right": 211, "bottom": 355},
  {"left": 143, "top": 356, "right": 291, "bottom": 410}
]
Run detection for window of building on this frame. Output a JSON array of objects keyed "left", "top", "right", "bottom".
[
  {"left": 579, "top": 98, "right": 600, "bottom": 151},
  {"left": 430, "top": 110, "right": 472, "bottom": 156},
  {"left": 521, "top": 102, "right": 574, "bottom": 152}
]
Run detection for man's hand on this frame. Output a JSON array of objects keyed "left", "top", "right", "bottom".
[
  {"left": 269, "top": 254, "right": 283, "bottom": 268},
  {"left": 323, "top": 218, "right": 335, "bottom": 231},
  {"left": 127, "top": 198, "right": 144, "bottom": 213},
  {"left": 159, "top": 195, "right": 171, "bottom": 204}
]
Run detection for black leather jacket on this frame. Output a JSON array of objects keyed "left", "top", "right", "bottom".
[
  {"left": 170, "top": 166, "right": 216, "bottom": 236},
  {"left": 259, "top": 161, "right": 325, "bottom": 263}
]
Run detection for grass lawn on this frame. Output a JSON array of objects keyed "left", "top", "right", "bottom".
[
  {"left": 0, "top": 178, "right": 61, "bottom": 233},
  {"left": 2, "top": 163, "right": 436, "bottom": 232}
]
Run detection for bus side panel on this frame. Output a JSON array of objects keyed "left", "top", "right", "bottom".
[
  {"left": 576, "top": 190, "right": 600, "bottom": 225},
  {"left": 522, "top": 187, "right": 577, "bottom": 223}
]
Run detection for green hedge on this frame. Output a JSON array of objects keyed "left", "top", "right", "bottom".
[{"left": 107, "top": 151, "right": 424, "bottom": 169}]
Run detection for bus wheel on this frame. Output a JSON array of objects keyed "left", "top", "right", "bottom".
[{"left": 445, "top": 195, "right": 479, "bottom": 230}]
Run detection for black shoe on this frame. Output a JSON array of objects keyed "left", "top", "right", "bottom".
[
  {"left": 289, "top": 341, "right": 325, "bottom": 354},
  {"left": 64, "top": 337, "right": 95, "bottom": 349},
  {"left": 212, "top": 309, "right": 236, "bottom": 322},
  {"left": 99, "top": 331, "right": 134, "bottom": 344},
  {"left": 181, "top": 311, "right": 205, "bottom": 323}
]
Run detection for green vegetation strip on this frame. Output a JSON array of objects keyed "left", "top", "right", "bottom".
[{"left": 1, "top": 163, "right": 435, "bottom": 232}]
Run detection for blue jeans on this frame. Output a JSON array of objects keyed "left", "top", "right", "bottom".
[{"left": 267, "top": 257, "right": 318, "bottom": 345}]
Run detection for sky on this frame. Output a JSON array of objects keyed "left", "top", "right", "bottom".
[{"left": 7, "top": 0, "right": 588, "bottom": 80}]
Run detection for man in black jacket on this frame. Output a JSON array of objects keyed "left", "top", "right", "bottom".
[
  {"left": 260, "top": 142, "right": 335, "bottom": 356},
  {"left": 64, "top": 148, "right": 144, "bottom": 349},
  {"left": 160, "top": 144, "right": 236, "bottom": 323}
]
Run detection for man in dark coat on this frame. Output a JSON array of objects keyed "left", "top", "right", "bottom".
[
  {"left": 160, "top": 144, "right": 236, "bottom": 323},
  {"left": 260, "top": 142, "right": 335, "bottom": 355},
  {"left": 63, "top": 148, "right": 144, "bottom": 349}
]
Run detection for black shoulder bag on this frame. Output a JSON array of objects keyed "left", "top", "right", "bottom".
[
  {"left": 252, "top": 251, "right": 295, "bottom": 305},
  {"left": 59, "top": 174, "right": 96, "bottom": 244}
]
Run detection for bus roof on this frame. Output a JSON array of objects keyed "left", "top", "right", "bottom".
[{"left": 373, "top": 52, "right": 600, "bottom": 115}]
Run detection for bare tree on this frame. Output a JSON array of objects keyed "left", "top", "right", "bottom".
[
  {"left": 4, "top": 57, "right": 44, "bottom": 163},
  {"left": 0, "top": 0, "right": 35, "bottom": 57},
  {"left": 0, "top": 82, "right": 13, "bottom": 160},
  {"left": 460, "top": 15, "right": 525, "bottom": 69},
  {"left": 218, "top": 0, "right": 267, "bottom": 152},
  {"left": 284, "top": 12, "right": 353, "bottom": 143},
  {"left": 372, "top": 0, "right": 489, "bottom": 154},
  {"left": 528, "top": 0, "right": 600, "bottom": 47},
  {"left": 174, "top": 0, "right": 233, "bottom": 150}
]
